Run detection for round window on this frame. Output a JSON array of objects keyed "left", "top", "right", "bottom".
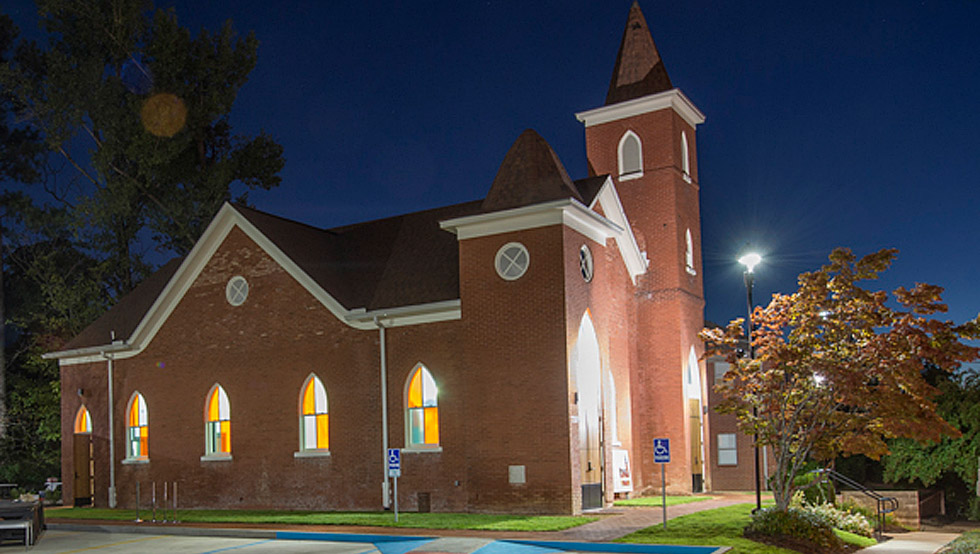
[
  {"left": 226, "top": 275, "right": 249, "bottom": 306},
  {"left": 579, "top": 245, "right": 594, "bottom": 282},
  {"left": 495, "top": 242, "right": 529, "bottom": 281}
]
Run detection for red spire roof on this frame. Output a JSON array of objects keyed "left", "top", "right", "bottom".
[{"left": 605, "top": 1, "right": 672, "bottom": 106}]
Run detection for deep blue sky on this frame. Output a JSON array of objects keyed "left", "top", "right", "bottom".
[{"left": 6, "top": 1, "right": 979, "bottom": 331}]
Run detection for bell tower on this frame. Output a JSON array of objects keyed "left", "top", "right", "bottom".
[{"left": 575, "top": 2, "right": 707, "bottom": 494}]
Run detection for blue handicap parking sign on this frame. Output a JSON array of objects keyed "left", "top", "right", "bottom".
[
  {"left": 653, "top": 438, "right": 670, "bottom": 463},
  {"left": 387, "top": 448, "right": 401, "bottom": 470}
]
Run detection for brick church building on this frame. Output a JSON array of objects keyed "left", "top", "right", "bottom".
[{"left": 49, "top": 3, "right": 712, "bottom": 514}]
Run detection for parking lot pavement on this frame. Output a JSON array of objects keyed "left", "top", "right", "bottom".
[{"left": 14, "top": 530, "right": 382, "bottom": 554}]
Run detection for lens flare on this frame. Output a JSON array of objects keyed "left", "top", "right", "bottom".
[{"left": 141, "top": 93, "right": 187, "bottom": 137}]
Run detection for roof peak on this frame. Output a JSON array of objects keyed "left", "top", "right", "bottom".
[
  {"left": 482, "top": 129, "right": 581, "bottom": 212},
  {"left": 605, "top": 1, "right": 672, "bottom": 106}
]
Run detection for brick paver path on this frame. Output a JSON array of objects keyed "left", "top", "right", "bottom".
[{"left": 555, "top": 495, "right": 757, "bottom": 541}]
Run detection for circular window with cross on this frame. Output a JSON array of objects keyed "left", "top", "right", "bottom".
[
  {"left": 495, "top": 242, "right": 529, "bottom": 281},
  {"left": 225, "top": 275, "right": 249, "bottom": 306}
]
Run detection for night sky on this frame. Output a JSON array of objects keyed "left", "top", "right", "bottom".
[{"left": 5, "top": 1, "right": 979, "bottom": 336}]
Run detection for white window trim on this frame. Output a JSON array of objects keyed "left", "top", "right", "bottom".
[
  {"left": 294, "top": 450, "right": 331, "bottom": 458},
  {"left": 681, "top": 130, "right": 691, "bottom": 181},
  {"left": 617, "top": 130, "right": 643, "bottom": 179},
  {"left": 717, "top": 433, "right": 738, "bottom": 466},
  {"left": 124, "top": 392, "right": 149, "bottom": 462},
  {"left": 298, "top": 373, "right": 329, "bottom": 453},
  {"left": 200, "top": 453, "right": 233, "bottom": 462},
  {"left": 495, "top": 242, "right": 529, "bottom": 281},
  {"left": 403, "top": 446, "right": 443, "bottom": 454},
  {"left": 121, "top": 458, "right": 149, "bottom": 465}
]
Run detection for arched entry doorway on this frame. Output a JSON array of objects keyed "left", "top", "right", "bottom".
[
  {"left": 686, "top": 346, "right": 704, "bottom": 492},
  {"left": 572, "top": 312, "right": 603, "bottom": 510},
  {"left": 73, "top": 405, "right": 94, "bottom": 506}
]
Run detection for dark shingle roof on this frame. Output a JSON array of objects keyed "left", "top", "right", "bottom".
[
  {"left": 482, "top": 129, "right": 582, "bottom": 212},
  {"left": 56, "top": 130, "right": 611, "bottom": 354},
  {"left": 605, "top": 1, "right": 673, "bottom": 106},
  {"left": 59, "top": 257, "right": 184, "bottom": 352}
]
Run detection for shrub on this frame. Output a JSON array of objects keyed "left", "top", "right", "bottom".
[
  {"left": 939, "top": 530, "right": 980, "bottom": 554},
  {"left": 745, "top": 506, "right": 846, "bottom": 552},
  {"left": 805, "top": 502, "right": 874, "bottom": 537},
  {"left": 794, "top": 471, "right": 835, "bottom": 504},
  {"left": 838, "top": 499, "right": 875, "bottom": 522}
]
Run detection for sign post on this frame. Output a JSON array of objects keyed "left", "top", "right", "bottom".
[
  {"left": 387, "top": 448, "right": 401, "bottom": 522},
  {"left": 653, "top": 438, "right": 671, "bottom": 529}
]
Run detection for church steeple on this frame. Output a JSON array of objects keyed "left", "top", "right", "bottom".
[{"left": 605, "top": 1, "right": 672, "bottom": 106}]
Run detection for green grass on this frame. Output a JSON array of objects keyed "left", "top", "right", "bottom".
[
  {"left": 619, "top": 502, "right": 876, "bottom": 554},
  {"left": 939, "top": 529, "right": 980, "bottom": 554},
  {"left": 47, "top": 507, "right": 595, "bottom": 531},
  {"left": 614, "top": 495, "right": 714, "bottom": 508},
  {"left": 833, "top": 528, "right": 876, "bottom": 548}
]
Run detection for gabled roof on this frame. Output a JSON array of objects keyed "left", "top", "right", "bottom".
[
  {"left": 48, "top": 133, "right": 644, "bottom": 363},
  {"left": 605, "top": 1, "right": 673, "bottom": 106}
]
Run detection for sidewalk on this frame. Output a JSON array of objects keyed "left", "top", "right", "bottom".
[{"left": 857, "top": 531, "right": 959, "bottom": 553}]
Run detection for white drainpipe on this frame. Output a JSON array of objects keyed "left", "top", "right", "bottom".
[
  {"left": 104, "top": 331, "right": 117, "bottom": 508},
  {"left": 376, "top": 317, "right": 390, "bottom": 508}
]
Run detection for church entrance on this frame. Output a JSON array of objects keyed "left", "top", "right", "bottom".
[{"left": 574, "top": 313, "right": 604, "bottom": 510}]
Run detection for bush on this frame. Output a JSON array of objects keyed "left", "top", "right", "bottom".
[
  {"left": 805, "top": 502, "right": 874, "bottom": 537},
  {"left": 794, "top": 471, "right": 835, "bottom": 504},
  {"left": 745, "top": 507, "right": 847, "bottom": 553},
  {"left": 939, "top": 530, "right": 980, "bottom": 554},
  {"left": 838, "top": 499, "right": 876, "bottom": 522}
]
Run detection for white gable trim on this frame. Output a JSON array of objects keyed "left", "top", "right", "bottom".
[
  {"left": 440, "top": 179, "right": 648, "bottom": 283},
  {"left": 574, "top": 89, "right": 706, "bottom": 129},
  {"left": 49, "top": 203, "right": 461, "bottom": 365}
]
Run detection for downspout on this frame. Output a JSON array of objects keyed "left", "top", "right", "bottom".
[
  {"left": 104, "top": 331, "right": 117, "bottom": 508},
  {"left": 376, "top": 317, "right": 390, "bottom": 508}
]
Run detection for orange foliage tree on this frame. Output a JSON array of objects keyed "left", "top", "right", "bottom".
[{"left": 702, "top": 248, "right": 979, "bottom": 511}]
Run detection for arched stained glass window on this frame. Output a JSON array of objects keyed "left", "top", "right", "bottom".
[
  {"left": 406, "top": 365, "right": 439, "bottom": 447},
  {"left": 618, "top": 130, "right": 643, "bottom": 178},
  {"left": 74, "top": 406, "right": 92, "bottom": 434},
  {"left": 205, "top": 385, "right": 231, "bottom": 455},
  {"left": 681, "top": 130, "right": 691, "bottom": 178},
  {"left": 127, "top": 392, "right": 148, "bottom": 459},
  {"left": 300, "top": 375, "right": 329, "bottom": 451}
]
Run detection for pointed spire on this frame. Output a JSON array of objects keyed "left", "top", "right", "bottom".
[
  {"left": 482, "top": 129, "right": 582, "bottom": 212},
  {"left": 605, "top": 1, "right": 672, "bottom": 106}
]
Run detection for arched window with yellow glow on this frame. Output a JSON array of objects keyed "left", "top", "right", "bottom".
[
  {"left": 300, "top": 375, "right": 329, "bottom": 451},
  {"left": 406, "top": 364, "right": 439, "bottom": 448},
  {"left": 126, "top": 392, "right": 148, "bottom": 459},
  {"left": 204, "top": 384, "right": 231, "bottom": 456},
  {"left": 74, "top": 406, "right": 92, "bottom": 434}
]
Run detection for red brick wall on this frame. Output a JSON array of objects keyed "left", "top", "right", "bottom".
[
  {"left": 458, "top": 226, "right": 576, "bottom": 514},
  {"left": 583, "top": 106, "right": 705, "bottom": 495}
]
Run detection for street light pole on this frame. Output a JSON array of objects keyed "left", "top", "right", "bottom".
[{"left": 738, "top": 252, "right": 762, "bottom": 513}]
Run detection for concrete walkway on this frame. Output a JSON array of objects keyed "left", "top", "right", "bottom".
[
  {"left": 856, "top": 531, "right": 959, "bottom": 553},
  {"left": 555, "top": 495, "right": 756, "bottom": 541}
]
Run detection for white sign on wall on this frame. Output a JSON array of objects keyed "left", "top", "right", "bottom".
[{"left": 612, "top": 449, "right": 633, "bottom": 493}]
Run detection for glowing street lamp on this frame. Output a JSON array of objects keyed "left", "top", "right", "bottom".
[{"left": 738, "top": 250, "right": 763, "bottom": 513}]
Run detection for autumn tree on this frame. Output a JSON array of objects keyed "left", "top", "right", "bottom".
[{"left": 702, "top": 248, "right": 980, "bottom": 512}]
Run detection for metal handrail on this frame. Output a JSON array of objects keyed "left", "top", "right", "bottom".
[{"left": 812, "top": 468, "right": 898, "bottom": 539}]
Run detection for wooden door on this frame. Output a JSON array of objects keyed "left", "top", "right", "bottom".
[{"left": 73, "top": 433, "right": 93, "bottom": 506}]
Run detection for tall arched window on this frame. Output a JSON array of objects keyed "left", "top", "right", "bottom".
[
  {"left": 126, "top": 392, "right": 148, "bottom": 460},
  {"left": 74, "top": 406, "right": 92, "bottom": 434},
  {"left": 681, "top": 130, "right": 691, "bottom": 180},
  {"left": 406, "top": 364, "right": 439, "bottom": 448},
  {"left": 205, "top": 384, "right": 231, "bottom": 456},
  {"left": 618, "top": 130, "right": 643, "bottom": 179},
  {"left": 685, "top": 228, "right": 696, "bottom": 275},
  {"left": 300, "top": 375, "right": 329, "bottom": 451}
]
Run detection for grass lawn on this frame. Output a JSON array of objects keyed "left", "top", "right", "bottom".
[
  {"left": 614, "top": 495, "right": 714, "bottom": 508},
  {"left": 619, "top": 503, "right": 876, "bottom": 554},
  {"left": 47, "top": 507, "right": 595, "bottom": 531}
]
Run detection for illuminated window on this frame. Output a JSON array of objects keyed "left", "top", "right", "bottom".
[
  {"left": 74, "top": 406, "right": 92, "bottom": 434},
  {"left": 126, "top": 392, "right": 148, "bottom": 459},
  {"left": 406, "top": 365, "right": 439, "bottom": 448},
  {"left": 300, "top": 375, "right": 329, "bottom": 451},
  {"left": 205, "top": 384, "right": 231, "bottom": 456},
  {"left": 718, "top": 433, "right": 737, "bottom": 466},
  {"left": 618, "top": 130, "right": 643, "bottom": 179}
]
